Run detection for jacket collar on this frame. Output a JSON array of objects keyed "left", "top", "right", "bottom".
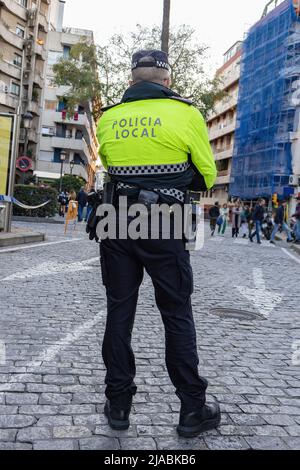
[{"left": 121, "top": 81, "right": 181, "bottom": 103}]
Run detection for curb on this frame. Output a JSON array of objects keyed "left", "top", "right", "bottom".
[
  {"left": 0, "top": 232, "right": 45, "bottom": 248},
  {"left": 12, "top": 216, "right": 64, "bottom": 225}
]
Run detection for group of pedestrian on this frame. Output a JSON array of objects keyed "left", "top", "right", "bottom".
[
  {"left": 209, "top": 197, "right": 300, "bottom": 245},
  {"left": 58, "top": 186, "right": 94, "bottom": 223},
  {"left": 209, "top": 200, "right": 252, "bottom": 239}
]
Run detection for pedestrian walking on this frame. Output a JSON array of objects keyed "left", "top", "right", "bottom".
[
  {"left": 292, "top": 199, "right": 300, "bottom": 244},
  {"left": 58, "top": 190, "right": 67, "bottom": 218},
  {"left": 250, "top": 199, "right": 266, "bottom": 244},
  {"left": 231, "top": 201, "right": 242, "bottom": 238},
  {"left": 76, "top": 187, "right": 88, "bottom": 222},
  {"left": 96, "top": 49, "right": 220, "bottom": 437},
  {"left": 209, "top": 202, "right": 220, "bottom": 236},
  {"left": 85, "top": 186, "right": 95, "bottom": 223},
  {"left": 240, "top": 204, "right": 251, "bottom": 238},
  {"left": 218, "top": 203, "right": 229, "bottom": 236},
  {"left": 270, "top": 201, "right": 293, "bottom": 245}
]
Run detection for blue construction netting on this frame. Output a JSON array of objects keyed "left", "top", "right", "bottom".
[{"left": 230, "top": 0, "right": 300, "bottom": 200}]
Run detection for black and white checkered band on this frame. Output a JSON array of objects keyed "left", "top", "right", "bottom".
[
  {"left": 108, "top": 162, "right": 190, "bottom": 176},
  {"left": 116, "top": 183, "right": 185, "bottom": 203},
  {"left": 154, "top": 188, "right": 185, "bottom": 203},
  {"left": 132, "top": 61, "right": 170, "bottom": 71}
]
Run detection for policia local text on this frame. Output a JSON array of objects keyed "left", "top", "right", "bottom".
[{"left": 112, "top": 117, "right": 162, "bottom": 139}]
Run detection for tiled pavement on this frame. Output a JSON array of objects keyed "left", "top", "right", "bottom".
[{"left": 0, "top": 222, "right": 299, "bottom": 450}]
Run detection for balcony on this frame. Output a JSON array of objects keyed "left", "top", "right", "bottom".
[
  {"left": 52, "top": 111, "right": 99, "bottom": 159},
  {"left": 38, "top": 12, "right": 48, "bottom": 32},
  {"left": 27, "top": 101, "right": 40, "bottom": 115},
  {"left": 0, "top": 91, "right": 18, "bottom": 109},
  {"left": 0, "top": 60, "right": 21, "bottom": 80},
  {"left": 219, "top": 68, "right": 240, "bottom": 90},
  {"left": 33, "top": 71, "right": 44, "bottom": 89},
  {"left": 51, "top": 136, "right": 91, "bottom": 162},
  {"left": 0, "top": 0, "right": 27, "bottom": 21},
  {"left": 34, "top": 42, "right": 47, "bottom": 61},
  {"left": 209, "top": 120, "right": 236, "bottom": 141},
  {"left": 36, "top": 160, "right": 89, "bottom": 182},
  {"left": 214, "top": 95, "right": 238, "bottom": 117},
  {"left": 19, "top": 128, "right": 39, "bottom": 144},
  {"left": 213, "top": 147, "right": 234, "bottom": 161},
  {"left": 0, "top": 22, "right": 24, "bottom": 49},
  {"left": 215, "top": 173, "right": 230, "bottom": 185}
]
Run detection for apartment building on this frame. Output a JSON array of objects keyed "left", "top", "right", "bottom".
[
  {"left": 0, "top": 0, "right": 51, "bottom": 181},
  {"left": 204, "top": 41, "right": 242, "bottom": 206},
  {"left": 37, "top": 20, "right": 99, "bottom": 187},
  {"left": 230, "top": 0, "right": 300, "bottom": 211}
]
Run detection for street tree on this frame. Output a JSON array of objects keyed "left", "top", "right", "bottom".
[
  {"left": 53, "top": 25, "right": 223, "bottom": 120},
  {"left": 53, "top": 39, "right": 102, "bottom": 121}
]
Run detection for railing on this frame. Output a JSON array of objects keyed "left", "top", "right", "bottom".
[
  {"left": 63, "top": 27, "right": 93, "bottom": 38},
  {"left": 0, "top": 0, "right": 27, "bottom": 21},
  {"left": 209, "top": 121, "right": 236, "bottom": 140},
  {"left": 0, "top": 21, "right": 24, "bottom": 49}
]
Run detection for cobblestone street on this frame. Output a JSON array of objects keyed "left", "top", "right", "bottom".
[{"left": 0, "top": 221, "right": 299, "bottom": 450}]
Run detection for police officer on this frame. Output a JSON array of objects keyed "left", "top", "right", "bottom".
[{"left": 97, "top": 50, "right": 220, "bottom": 438}]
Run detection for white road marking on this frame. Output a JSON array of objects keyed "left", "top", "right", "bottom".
[
  {"left": 0, "top": 238, "right": 83, "bottom": 254},
  {"left": 2, "top": 257, "right": 100, "bottom": 281},
  {"left": 236, "top": 268, "right": 283, "bottom": 318},
  {"left": 282, "top": 248, "right": 300, "bottom": 265},
  {"left": 3, "top": 311, "right": 104, "bottom": 390}
]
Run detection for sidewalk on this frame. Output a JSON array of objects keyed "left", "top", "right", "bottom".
[{"left": 0, "top": 226, "right": 45, "bottom": 247}]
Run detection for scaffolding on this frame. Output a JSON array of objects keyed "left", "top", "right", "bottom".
[{"left": 230, "top": 0, "right": 300, "bottom": 200}]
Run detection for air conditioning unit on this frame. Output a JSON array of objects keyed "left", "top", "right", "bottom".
[{"left": 289, "top": 174, "right": 300, "bottom": 186}]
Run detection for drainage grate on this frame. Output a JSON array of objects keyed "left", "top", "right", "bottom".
[{"left": 209, "top": 308, "right": 264, "bottom": 321}]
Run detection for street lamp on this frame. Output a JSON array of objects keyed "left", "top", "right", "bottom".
[
  {"left": 70, "top": 160, "right": 75, "bottom": 176},
  {"left": 22, "top": 111, "right": 33, "bottom": 156},
  {"left": 59, "top": 150, "right": 67, "bottom": 193}
]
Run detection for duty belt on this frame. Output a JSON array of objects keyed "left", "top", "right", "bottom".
[{"left": 116, "top": 182, "right": 186, "bottom": 203}]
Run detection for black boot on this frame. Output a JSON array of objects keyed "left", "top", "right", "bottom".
[
  {"left": 177, "top": 402, "right": 221, "bottom": 438},
  {"left": 104, "top": 394, "right": 133, "bottom": 431}
]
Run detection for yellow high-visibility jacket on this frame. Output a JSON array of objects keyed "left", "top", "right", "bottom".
[{"left": 97, "top": 85, "right": 217, "bottom": 191}]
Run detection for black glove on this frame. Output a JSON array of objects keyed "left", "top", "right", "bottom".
[{"left": 86, "top": 191, "right": 103, "bottom": 242}]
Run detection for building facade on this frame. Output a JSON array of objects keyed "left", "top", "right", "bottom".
[
  {"left": 230, "top": 0, "right": 300, "bottom": 210},
  {"left": 204, "top": 41, "right": 242, "bottom": 206},
  {"left": 37, "top": 24, "right": 99, "bottom": 187},
  {"left": 0, "top": 0, "right": 51, "bottom": 181}
]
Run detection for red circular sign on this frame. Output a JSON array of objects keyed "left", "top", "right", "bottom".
[{"left": 16, "top": 156, "right": 32, "bottom": 173}]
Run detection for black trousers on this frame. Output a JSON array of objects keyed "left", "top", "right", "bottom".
[{"left": 100, "top": 237, "right": 208, "bottom": 412}]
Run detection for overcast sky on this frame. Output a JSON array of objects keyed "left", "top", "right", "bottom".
[{"left": 64, "top": 0, "right": 269, "bottom": 72}]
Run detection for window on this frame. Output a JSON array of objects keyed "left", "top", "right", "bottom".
[
  {"left": 13, "top": 54, "right": 22, "bottom": 67},
  {"left": 53, "top": 148, "right": 62, "bottom": 163},
  {"left": 45, "top": 100, "right": 57, "bottom": 110},
  {"left": 42, "top": 126, "right": 55, "bottom": 136},
  {"left": 17, "top": 0, "right": 28, "bottom": 7},
  {"left": 11, "top": 82, "right": 20, "bottom": 96},
  {"left": 63, "top": 46, "right": 71, "bottom": 59},
  {"left": 16, "top": 25, "right": 25, "bottom": 38},
  {"left": 48, "top": 51, "right": 63, "bottom": 65}
]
